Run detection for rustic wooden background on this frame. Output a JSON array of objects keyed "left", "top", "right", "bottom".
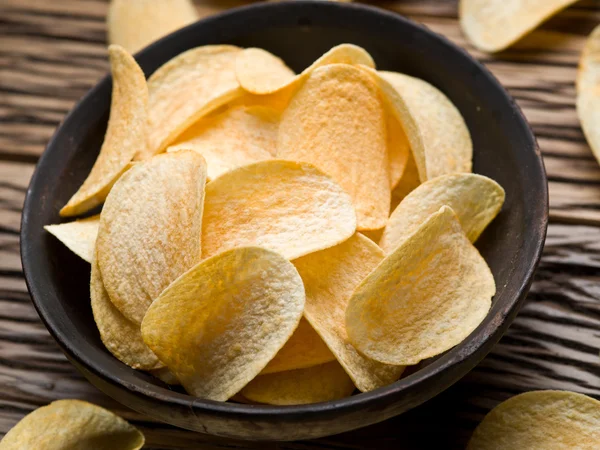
[{"left": 1, "top": 0, "right": 600, "bottom": 448}]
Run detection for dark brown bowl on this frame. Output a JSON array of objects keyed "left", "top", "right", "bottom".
[{"left": 20, "top": 0, "right": 548, "bottom": 441}]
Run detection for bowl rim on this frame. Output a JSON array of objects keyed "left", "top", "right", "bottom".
[{"left": 21, "top": 0, "right": 548, "bottom": 420}]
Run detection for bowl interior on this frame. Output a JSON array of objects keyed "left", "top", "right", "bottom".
[{"left": 21, "top": 0, "right": 547, "bottom": 437}]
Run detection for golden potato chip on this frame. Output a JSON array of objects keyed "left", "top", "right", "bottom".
[
  {"left": 390, "top": 151, "right": 421, "bottom": 212},
  {"left": 44, "top": 215, "right": 99, "bottom": 263},
  {"left": 262, "top": 318, "right": 335, "bottom": 375},
  {"left": 467, "top": 390, "right": 600, "bottom": 450},
  {"left": 141, "top": 45, "right": 243, "bottom": 158},
  {"left": 278, "top": 64, "right": 390, "bottom": 230},
  {"left": 150, "top": 367, "right": 180, "bottom": 385},
  {"left": 167, "top": 105, "right": 278, "bottom": 180},
  {"left": 235, "top": 48, "right": 296, "bottom": 95},
  {"left": 460, "top": 0, "right": 579, "bottom": 53},
  {"left": 577, "top": 25, "right": 600, "bottom": 166},
  {"left": 236, "top": 43, "right": 375, "bottom": 96},
  {"left": 346, "top": 206, "right": 495, "bottom": 366},
  {"left": 141, "top": 247, "right": 305, "bottom": 401},
  {"left": 294, "top": 233, "right": 404, "bottom": 392},
  {"left": 241, "top": 361, "right": 355, "bottom": 406},
  {"left": 379, "top": 71, "right": 472, "bottom": 181},
  {"left": 97, "top": 151, "right": 206, "bottom": 324},
  {"left": 387, "top": 114, "right": 410, "bottom": 189},
  {"left": 60, "top": 45, "right": 147, "bottom": 217},
  {"left": 0, "top": 399, "right": 144, "bottom": 450},
  {"left": 202, "top": 160, "right": 356, "bottom": 260},
  {"left": 380, "top": 173, "right": 505, "bottom": 254},
  {"left": 90, "top": 252, "right": 162, "bottom": 370},
  {"left": 107, "top": 0, "right": 198, "bottom": 54}
]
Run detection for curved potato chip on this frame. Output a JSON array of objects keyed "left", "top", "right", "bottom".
[
  {"left": 235, "top": 48, "right": 296, "bottom": 95},
  {"left": 60, "top": 45, "right": 148, "bottom": 217},
  {"left": 262, "top": 318, "right": 335, "bottom": 375},
  {"left": 387, "top": 114, "right": 410, "bottom": 189},
  {"left": 294, "top": 233, "right": 404, "bottom": 392},
  {"left": 107, "top": 0, "right": 198, "bottom": 54},
  {"left": 97, "top": 151, "right": 206, "bottom": 324},
  {"left": 467, "top": 390, "right": 600, "bottom": 450},
  {"left": 167, "top": 105, "right": 278, "bottom": 180},
  {"left": 0, "top": 399, "right": 144, "bottom": 450},
  {"left": 150, "top": 367, "right": 180, "bottom": 385},
  {"left": 380, "top": 173, "right": 505, "bottom": 254},
  {"left": 241, "top": 361, "right": 355, "bottom": 406},
  {"left": 236, "top": 43, "right": 375, "bottom": 96},
  {"left": 390, "top": 151, "right": 421, "bottom": 212},
  {"left": 379, "top": 71, "right": 472, "bottom": 180},
  {"left": 460, "top": 0, "right": 578, "bottom": 53},
  {"left": 141, "top": 247, "right": 305, "bottom": 401},
  {"left": 91, "top": 253, "right": 162, "bottom": 370},
  {"left": 278, "top": 64, "right": 390, "bottom": 230},
  {"left": 346, "top": 206, "right": 495, "bottom": 366},
  {"left": 202, "top": 160, "right": 356, "bottom": 260},
  {"left": 44, "top": 215, "right": 99, "bottom": 263},
  {"left": 141, "top": 45, "right": 242, "bottom": 158},
  {"left": 577, "top": 25, "right": 600, "bottom": 166}
]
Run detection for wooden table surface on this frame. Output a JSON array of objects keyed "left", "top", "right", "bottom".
[{"left": 1, "top": 0, "right": 600, "bottom": 448}]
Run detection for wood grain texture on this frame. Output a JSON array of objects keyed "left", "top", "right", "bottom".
[{"left": 0, "top": 0, "right": 599, "bottom": 449}]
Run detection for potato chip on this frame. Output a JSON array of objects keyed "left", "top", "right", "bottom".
[
  {"left": 460, "top": 0, "right": 578, "bottom": 53},
  {"left": 577, "top": 25, "right": 600, "bottom": 166},
  {"left": 44, "top": 215, "right": 99, "bottom": 263},
  {"left": 97, "top": 151, "right": 206, "bottom": 324},
  {"left": 235, "top": 48, "right": 296, "bottom": 95},
  {"left": 346, "top": 206, "right": 495, "bottom": 366},
  {"left": 202, "top": 160, "right": 356, "bottom": 260},
  {"left": 278, "top": 64, "right": 390, "bottom": 230},
  {"left": 141, "top": 247, "right": 305, "bottom": 401},
  {"left": 390, "top": 151, "right": 421, "bottom": 212},
  {"left": 380, "top": 173, "right": 505, "bottom": 254},
  {"left": 294, "top": 233, "right": 404, "bottom": 392},
  {"left": 107, "top": 0, "right": 198, "bottom": 54},
  {"left": 60, "top": 45, "right": 147, "bottom": 217},
  {"left": 387, "top": 114, "right": 410, "bottom": 189},
  {"left": 150, "top": 368, "right": 180, "bottom": 385},
  {"left": 241, "top": 361, "right": 355, "bottom": 406},
  {"left": 140, "top": 45, "right": 242, "bottom": 158},
  {"left": 379, "top": 71, "right": 472, "bottom": 181},
  {"left": 262, "top": 318, "right": 335, "bottom": 375},
  {"left": 90, "top": 252, "right": 163, "bottom": 370},
  {"left": 467, "top": 390, "right": 600, "bottom": 450},
  {"left": 167, "top": 105, "right": 278, "bottom": 180},
  {"left": 0, "top": 399, "right": 144, "bottom": 449},
  {"left": 236, "top": 43, "right": 375, "bottom": 96}
]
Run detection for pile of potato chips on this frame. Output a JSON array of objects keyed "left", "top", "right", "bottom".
[{"left": 47, "top": 42, "right": 506, "bottom": 405}]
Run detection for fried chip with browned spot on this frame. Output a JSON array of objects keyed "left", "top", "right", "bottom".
[
  {"left": 91, "top": 252, "right": 162, "bottom": 370},
  {"left": 202, "top": 160, "right": 356, "bottom": 260},
  {"left": 380, "top": 173, "right": 505, "bottom": 254},
  {"left": 241, "top": 361, "right": 355, "bottom": 406},
  {"left": 141, "top": 247, "right": 305, "bottom": 401},
  {"left": 0, "top": 399, "right": 145, "bottom": 450},
  {"left": 577, "top": 24, "right": 600, "bottom": 167},
  {"left": 44, "top": 215, "right": 99, "bottom": 263},
  {"left": 467, "top": 390, "right": 600, "bottom": 450},
  {"left": 262, "top": 318, "right": 335, "bottom": 375},
  {"left": 167, "top": 105, "right": 278, "bottom": 180},
  {"left": 278, "top": 64, "right": 390, "bottom": 230},
  {"left": 97, "top": 151, "right": 206, "bottom": 325},
  {"left": 346, "top": 206, "right": 495, "bottom": 366},
  {"left": 379, "top": 71, "right": 472, "bottom": 181},
  {"left": 107, "top": 0, "right": 198, "bottom": 54},
  {"left": 60, "top": 46, "right": 147, "bottom": 217},
  {"left": 141, "top": 45, "right": 243, "bottom": 158},
  {"left": 294, "top": 233, "right": 404, "bottom": 392}
]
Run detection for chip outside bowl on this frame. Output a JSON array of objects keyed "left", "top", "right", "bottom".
[{"left": 20, "top": 0, "right": 548, "bottom": 441}]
